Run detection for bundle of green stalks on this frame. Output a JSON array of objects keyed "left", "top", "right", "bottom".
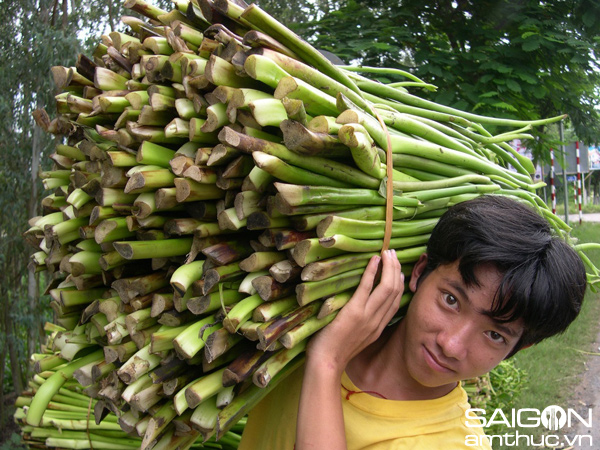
[{"left": 20, "top": 0, "right": 600, "bottom": 448}]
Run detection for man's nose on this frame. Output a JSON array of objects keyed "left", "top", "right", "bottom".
[{"left": 436, "top": 320, "right": 472, "bottom": 361}]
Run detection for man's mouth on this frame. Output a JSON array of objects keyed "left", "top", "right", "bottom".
[{"left": 423, "top": 346, "right": 455, "bottom": 373}]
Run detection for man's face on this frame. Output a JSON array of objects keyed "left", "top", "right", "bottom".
[{"left": 398, "top": 254, "right": 524, "bottom": 393}]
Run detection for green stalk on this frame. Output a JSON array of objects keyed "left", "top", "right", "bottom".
[
  {"left": 389, "top": 134, "right": 532, "bottom": 187},
  {"left": 96, "top": 188, "right": 137, "bottom": 207},
  {"left": 174, "top": 178, "right": 225, "bottom": 202},
  {"left": 112, "top": 238, "right": 193, "bottom": 259},
  {"left": 296, "top": 268, "right": 364, "bottom": 305},
  {"left": 274, "top": 182, "right": 420, "bottom": 208},
  {"left": 26, "top": 349, "right": 104, "bottom": 426},
  {"left": 402, "top": 184, "right": 501, "bottom": 202},
  {"left": 216, "top": 356, "right": 304, "bottom": 439},
  {"left": 218, "top": 207, "right": 248, "bottom": 230},
  {"left": 243, "top": 166, "right": 275, "bottom": 192},
  {"left": 170, "top": 260, "right": 205, "bottom": 296},
  {"left": 52, "top": 287, "right": 107, "bottom": 308},
  {"left": 289, "top": 205, "right": 414, "bottom": 231},
  {"left": 368, "top": 109, "right": 480, "bottom": 155},
  {"left": 122, "top": 373, "right": 153, "bottom": 403},
  {"left": 338, "top": 124, "right": 386, "bottom": 179},
  {"left": 252, "top": 152, "right": 353, "bottom": 188},
  {"left": 173, "top": 314, "right": 220, "bottom": 359},
  {"left": 317, "top": 216, "right": 438, "bottom": 239},
  {"left": 164, "top": 118, "right": 190, "bottom": 139},
  {"left": 123, "top": 0, "right": 168, "bottom": 21},
  {"left": 292, "top": 238, "right": 346, "bottom": 267},
  {"left": 355, "top": 76, "right": 565, "bottom": 127},
  {"left": 187, "top": 289, "right": 246, "bottom": 315},
  {"left": 94, "top": 67, "right": 129, "bottom": 91},
  {"left": 256, "top": 48, "right": 368, "bottom": 109},
  {"left": 257, "top": 302, "right": 320, "bottom": 349},
  {"left": 222, "top": 294, "right": 264, "bottom": 333},
  {"left": 66, "top": 188, "right": 93, "bottom": 209},
  {"left": 137, "top": 141, "right": 177, "bottom": 167},
  {"left": 205, "top": 54, "right": 261, "bottom": 89},
  {"left": 204, "top": 328, "right": 245, "bottom": 364},
  {"left": 243, "top": 53, "right": 290, "bottom": 88},
  {"left": 238, "top": 251, "right": 287, "bottom": 272},
  {"left": 203, "top": 262, "right": 244, "bottom": 293},
  {"left": 98, "top": 95, "right": 131, "bottom": 113},
  {"left": 117, "top": 344, "right": 161, "bottom": 384},
  {"left": 240, "top": 4, "right": 360, "bottom": 95},
  {"left": 220, "top": 126, "right": 378, "bottom": 188},
  {"left": 247, "top": 98, "right": 288, "bottom": 127},
  {"left": 185, "top": 367, "right": 226, "bottom": 408},
  {"left": 274, "top": 76, "right": 338, "bottom": 116},
  {"left": 253, "top": 339, "right": 307, "bottom": 388},
  {"left": 141, "top": 402, "right": 177, "bottom": 450},
  {"left": 150, "top": 324, "right": 187, "bottom": 353},
  {"left": 190, "top": 396, "right": 219, "bottom": 432},
  {"left": 280, "top": 119, "right": 348, "bottom": 157},
  {"left": 34, "top": 354, "right": 68, "bottom": 373},
  {"left": 174, "top": 98, "right": 196, "bottom": 120},
  {"left": 95, "top": 217, "right": 136, "bottom": 243},
  {"left": 68, "top": 251, "right": 102, "bottom": 276},
  {"left": 202, "top": 102, "right": 229, "bottom": 132},
  {"left": 317, "top": 291, "right": 353, "bottom": 318},
  {"left": 238, "top": 270, "right": 269, "bottom": 295},
  {"left": 319, "top": 234, "right": 430, "bottom": 253},
  {"left": 390, "top": 174, "right": 492, "bottom": 192},
  {"left": 280, "top": 313, "right": 337, "bottom": 348}
]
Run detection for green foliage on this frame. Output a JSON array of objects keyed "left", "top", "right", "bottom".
[
  {"left": 463, "top": 359, "right": 527, "bottom": 436},
  {"left": 267, "top": 0, "right": 600, "bottom": 159},
  {"left": 0, "top": 432, "right": 27, "bottom": 450}
]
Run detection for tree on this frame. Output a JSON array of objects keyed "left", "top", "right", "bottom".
[
  {"left": 275, "top": 0, "right": 600, "bottom": 158},
  {"left": 0, "top": 0, "right": 192, "bottom": 431}
]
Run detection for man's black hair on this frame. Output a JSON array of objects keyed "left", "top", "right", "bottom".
[{"left": 422, "top": 195, "right": 587, "bottom": 357}]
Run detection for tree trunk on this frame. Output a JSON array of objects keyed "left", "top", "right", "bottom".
[
  {"left": 5, "top": 308, "right": 24, "bottom": 395},
  {"left": 61, "top": 0, "right": 68, "bottom": 29},
  {"left": 27, "top": 103, "right": 42, "bottom": 369},
  {"left": 0, "top": 305, "right": 7, "bottom": 425}
]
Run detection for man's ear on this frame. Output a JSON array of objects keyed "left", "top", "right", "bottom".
[{"left": 409, "top": 253, "right": 428, "bottom": 293}]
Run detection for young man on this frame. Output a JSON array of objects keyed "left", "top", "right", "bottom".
[{"left": 239, "top": 195, "right": 587, "bottom": 449}]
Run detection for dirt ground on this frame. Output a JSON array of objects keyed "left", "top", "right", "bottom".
[{"left": 564, "top": 326, "right": 600, "bottom": 450}]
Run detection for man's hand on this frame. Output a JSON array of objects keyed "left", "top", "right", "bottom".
[
  {"left": 306, "top": 249, "right": 405, "bottom": 376},
  {"left": 296, "top": 250, "right": 405, "bottom": 450}
]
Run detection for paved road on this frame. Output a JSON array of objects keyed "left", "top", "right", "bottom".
[{"left": 564, "top": 214, "right": 600, "bottom": 223}]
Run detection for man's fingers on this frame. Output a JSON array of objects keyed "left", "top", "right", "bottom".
[
  {"left": 347, "top": 255, "right": 381, "bottom": 304},
  {"left": 364, "top": 250, "right": 401, "bottom": 311}
]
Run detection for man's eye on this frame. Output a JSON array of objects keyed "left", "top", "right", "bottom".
[
  {"left": 488, "top": 331, "right": 506, "bottom": 343},
  {"left": 444, "top": 293, "right": 458, "bottom": 306}
]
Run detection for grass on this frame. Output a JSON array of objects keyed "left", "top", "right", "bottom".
[{"left": 493, "top": 222, "right": 600, "bottom": 450}]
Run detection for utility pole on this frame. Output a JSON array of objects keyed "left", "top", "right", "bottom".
[{"left": 560, "top": 122, "right": 569, "bottom": 226}]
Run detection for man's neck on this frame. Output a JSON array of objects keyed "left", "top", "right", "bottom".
[{"left": 346, "top": 321, "right": 457, "bottom": 401}]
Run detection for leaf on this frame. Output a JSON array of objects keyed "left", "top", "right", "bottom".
[
  {"left": 522, "top": 38, "right": 541, "bottom": 52},
  {"left": 491, "top": 102, "right": 518, "bottom": 112},
  {"left": 521, "top": 31, "right": 538, "bottom": 39},
  {"left": 434, "top": 90, "right": 454, "bottom": 105},
  {"left": 583, "top": 11, "right": 597, "bottom": 27},
  {"left": 506, "top": 79, "right": 521, "bottom": 93},
  {"left": 533, "top": 85, "right": 547, "bottom": 99},
  {"left": 516, "top": 72, "right": 538, "bottom": 84},
  {"left": 495, "top": 65, "right": 513, "bottom": 74},
  {"left": 373, "top": 42, "right": 391, "bottom": 50},
  {"left": 479, "top": 91, "right": 499, "bottom": 98}
]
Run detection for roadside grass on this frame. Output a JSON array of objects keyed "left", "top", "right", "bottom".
[{"left": 494, "top": 222, "right": 600, "bottom": 450}]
